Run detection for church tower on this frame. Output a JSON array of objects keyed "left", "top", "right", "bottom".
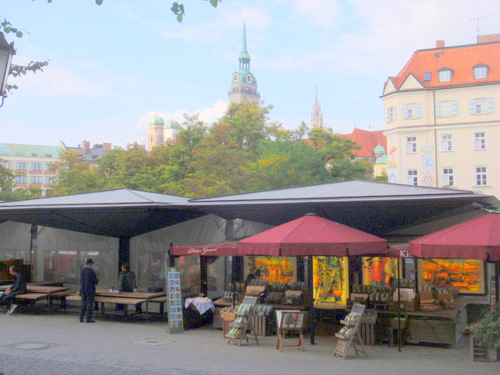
[
  {"left": 147, "top": 114, "right": 165, "bottom": 151},
  {"left": 228, "top": 17, "right": 260, "bottom": 105},
  {"left": 311, "top": 88, "right": 324, "bottom": 128}
]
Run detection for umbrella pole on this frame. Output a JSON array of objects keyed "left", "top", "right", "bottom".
[
  {"left": 231, "top": 256, "right": 236, "bottom": 309},
  {"left": 308, "top": 255, "right": 316, "bottom": 345},
  {"left": 397, "top": 256, "right": 401, "bottom": 352}
]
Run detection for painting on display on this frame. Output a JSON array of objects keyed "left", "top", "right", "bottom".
[
  {"left": 418, "top": 259, "right": 485, "bottom": 295},
  {"left": 313, "top": 256, "right": 349, "bottom": 309},
  {"left": 362, "top": 257, "right": 402, "bottom": 287},
  {"left": 245, "top": 256, "right": 296, "bottom": 283}
]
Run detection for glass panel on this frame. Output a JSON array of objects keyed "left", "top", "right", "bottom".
[
  {"left": 176, "top": 256, "right": 201, "bottom": 296},
  {"left": 57, "top": 251, "right": 78, "bottom": 284}
]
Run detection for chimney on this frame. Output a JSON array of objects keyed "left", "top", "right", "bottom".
[
  {"left": 82, "top": 140, "right": 90, "bottom": 154},
  {"left": 477, "top": 33, "right": 500, "bottom": 44},
  {"left": 436, "top": 40, "right": 445, "bottom": 48},
  {"left": 102, "top": 142, "right": 112, "bottom": 152}
]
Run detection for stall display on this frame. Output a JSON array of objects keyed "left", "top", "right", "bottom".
[
  {"left": 227, "top": 296, "right": 259, "bottom": 346},
  {"left": 275, "top": 310, "right": 306, "bottom": 351},
  {"left": 334, "top": 303, "right": 367, "bottom": 360}
]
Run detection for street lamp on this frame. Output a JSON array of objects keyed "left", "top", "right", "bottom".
[{"left": 0, "top": 32, "right": 16, "bottom": 108}]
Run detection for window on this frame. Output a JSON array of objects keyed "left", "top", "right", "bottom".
[
  {"left": 475, "top": 167, "right": 487, "bottom": 186},
  {"left": 385, "top": 106, "right": 397, "bottom": 122},
  {"left": 442, "top": 168, "right": 454, "bottom": 187},
  {"left": 423, "top": 72, "right": 431, "bottom": 81},
  {"left": 435, "top": 100, "right": 458, "bottom": 117},
  {"left": 403, "top": 103, "right": 421, "bottom": 119},
  {"left": 31, "top": 176, "right": 43, "bottom": 184},
  {"left": 441, "top": 134, "right": 453, "bottom": 152},
  {"left": 438, "top": 68, "right": 452, "bottom": 82},
  {"left": 16, "top": 175, "right": 27, "bottom": 184},
  {"left": 406, "top": 136, "right": 417, "bottom": 154},
  {"left": 473, "top": 64, "right": 488, "bottom": 79},
  {"left": 470, "top": 97, "right": 494, "bottom": 115},
  {"left": 474, "top": 132, "right": 486, "bottom": 150},
  {"left": 407, "top": 170, "right": 418, "bottom": 186},
  {"left": 1, "top": 160, "right": 12, "bottom": 169},
  {"left": 45, "top": 163, "right": 52, "bottom": 171},
  {"left": 45, "top": 176, "right": 55, "bottom": 184},
  {"left": 16, "top": 162, "right": 28, "bottom": 170},
  {"left": 31, "top": 162, "right": 43, "bottom": 171}
]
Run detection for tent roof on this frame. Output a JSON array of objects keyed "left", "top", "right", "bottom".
[
  {"left": 0, "top": 189, "right": 203, "bottom": 238},
  {"left": 0, "top": 181, "right": 496, "bottom": 239},
  {"left": 190, "top": 180, "right": 497, "bottom": 236},
  {"left": 409, "top": 213, "right": 500, "bottom": 261},
  {"left": 237, "top": 214, "right": 388, "bottom": 256}
]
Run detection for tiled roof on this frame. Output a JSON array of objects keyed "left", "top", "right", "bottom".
[
  {"left": 388, "top": 39, "right": 500, "bottom": 90},
  {"left": 0, "top": 143, "right": 63, "bottom": 158},
  {"left": 342, "top": 128, "right": 387, "bottom": 157}
]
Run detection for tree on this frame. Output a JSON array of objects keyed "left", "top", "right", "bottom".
[
  {"left": 49, "top": 150, "right": 101, "bottom": 196},
  {"left": 0, "top": 160, "right": 16, "bottom": 192}
]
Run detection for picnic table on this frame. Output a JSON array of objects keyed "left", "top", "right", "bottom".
[
  {"left": 0, "top": 284, "right": 72, "bottom": 312},
  {"left": 66, "top": 289, "right": 167, "bottom": 318}
]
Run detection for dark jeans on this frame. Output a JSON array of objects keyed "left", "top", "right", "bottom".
[
  {"left": 80, "top": 293, "right": 95, "bottom": 321},
  {"left": 0, "top": 292, "right": 20, "bottom": 308}
]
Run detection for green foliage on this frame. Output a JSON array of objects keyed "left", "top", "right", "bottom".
[
  {"left": 171, "top": 0, "right": 220, "bottom": 22},
  {"left": 472, "top": 304, "right": 500, "bottom": 348},
  {"left": 0, "top": 161, "right": 16, "bottom": 191}
]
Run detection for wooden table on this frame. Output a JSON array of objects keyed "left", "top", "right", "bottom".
[{"left": 0, "top": 284, "right": 72, "bottom": 312}]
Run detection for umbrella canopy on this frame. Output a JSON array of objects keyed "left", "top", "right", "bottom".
[
  {"left": 170, "top": 242, "right": 238, "bottom": 257},
  {"left": 237, "top": 214, "right": 388, "bottom": 256},
  {"left": 409, "top": 213, "right": 500, "bottom": 261}
]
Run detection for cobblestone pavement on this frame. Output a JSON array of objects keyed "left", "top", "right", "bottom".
[{"left": 0, "top": 308, "right": 498, "bottom": 375}]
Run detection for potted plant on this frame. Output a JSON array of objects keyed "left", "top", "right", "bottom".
[{"left": 471, "top": 304, "right": 500, "bottom": 361}]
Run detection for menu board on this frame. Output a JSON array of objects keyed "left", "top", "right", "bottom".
[{"left": 166, "top": 266, "right": 184, "bottom": 334}]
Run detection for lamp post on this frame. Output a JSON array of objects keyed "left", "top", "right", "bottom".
[{"left": 0, "top": 32, "right": 16, "bottom": 108}]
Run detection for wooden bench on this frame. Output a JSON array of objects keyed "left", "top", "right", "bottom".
[{"left": 66, "top": 294, "right": 148, "bottom": 317}]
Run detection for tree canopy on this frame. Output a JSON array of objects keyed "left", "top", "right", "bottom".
[{"left": 46, "top": 101, "right": 374, "bottom": 198}]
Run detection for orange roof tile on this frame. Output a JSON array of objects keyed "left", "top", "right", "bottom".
[
  {"left": 389, "top": 40, "right": 500, "bottom": 90},
  {"left": 342, "top": 128, "right": 386, "bottom": 157}
]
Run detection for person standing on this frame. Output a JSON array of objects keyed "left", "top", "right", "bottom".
[
  {"left": 80, "top": 259, "right": 98, "bottom": 323},
  {"left": 0, "top": 266, "right": 27, "bottom": 315},
  {"left": 116, "top": 263, "right": 141, "bottom": 313}
]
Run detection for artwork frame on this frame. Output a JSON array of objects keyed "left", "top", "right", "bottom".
[
  {"left": 362, "top": 256, "right": 403, "bottom": 287},
  {"left": 313, "top": 256, "right": 349, "bottom": 309},
  {"left": 244, "top": 256, "right": 297, "bottom": 283},
  {"left": 418, "top": 259, "right": 486, "bottom": 295}
]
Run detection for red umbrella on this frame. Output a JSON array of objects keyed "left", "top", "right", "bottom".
[
  {"left": 409, "top": 213, "right": 500, "bottom": 261},
  {"left": 237, "top": 214, "right": 388, "bottom": 256}
]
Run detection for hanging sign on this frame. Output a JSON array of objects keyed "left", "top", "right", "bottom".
[{"left": 166, "top": 266, "right": 184, "bottom": 334}]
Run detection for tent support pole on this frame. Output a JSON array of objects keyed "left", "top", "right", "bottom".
[
  {"left": 119, "top": 237, "right": 130, "bottom": 267},
  {"left": 398, "top": 256, "right": 401, "bottom": 352},
  {"left": 308, "top": 255, "right": 316, "bottom": 344}
]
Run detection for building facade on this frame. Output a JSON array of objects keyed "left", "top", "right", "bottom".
[
  {"left": 382, "top": 34, "right": 500, "bottom": 198},
  {"left": 228, "top": 19, "right": 260, "bottom": 105},
  {"left": 0, "top": 143, "right": 62, "bottom": 196}
]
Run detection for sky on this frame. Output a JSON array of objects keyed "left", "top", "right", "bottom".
[{"left": 1, "top": 0, "right": 500, "bottom": 148}]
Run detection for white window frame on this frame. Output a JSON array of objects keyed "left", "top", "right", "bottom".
[
  {"left": 441, "top": 134, "right": 453, "bottom": 152},
  {"left": 407, "top": 169, "right": 418, "bottom": 186},
  {"left": 386, "top": 106, "right": 397, "bottom": 123},
  {"left": 31, "top": 176, "right": 43, "bottom": 184},
  {"left": 16, "top": 162, "right": 28, "bottom": 170},
  {"left": 474, "top": 132, "right": 486, "bottom": 150},
  {"left": 438, "top": 69, "right": 452, "bottom": 83},
  {"left": 16, "top": 175, "right": 28, "bottom": 184},
  {"left": 31, "top": 162, "right": 43, "bottom": 171},
  {"left": 475, "top": 166, "right": 488, "bottom": 186},
  {"left": 403, "top": 103, "right": 421, "bottom": 119},
  {"left": 473, "top": 65, "right": 488, "bottom": 79},
  {"left": 470, "top": 97, "right": 494, "bottom": 115},
  {"left": 406, "top": 136, "right": 417, "bottom": 154},
  {"left": 442, "top": 168, "right": 454, "bottom": 187},
  {"left": 435, "top": 100, "right": 458, "bottom": 117}
]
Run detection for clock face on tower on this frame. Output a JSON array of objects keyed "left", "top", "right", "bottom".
[
  {"left": 246, "top": 73, "right": 253, "bottom": 83},
  {"left": 232, "top": 73, "right": 240, "bottom": 81}
]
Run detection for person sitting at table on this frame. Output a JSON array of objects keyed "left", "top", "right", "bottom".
[
  {"left": 115, "top": 263, "right": 141, "bottom": 312},
  {"left": 0, "top": 266, "right": 27, "bottom": 315}
]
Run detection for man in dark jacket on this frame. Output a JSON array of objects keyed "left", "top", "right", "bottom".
[
  {"left": 80, "top": 259, "right": 98, "bottom": 323},
  {"left": 0, "top": 266, "right": 27, "bottom": 315}
]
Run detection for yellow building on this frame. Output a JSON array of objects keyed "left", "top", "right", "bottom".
[{"left": 382, "top": 34, "right": 500, "bottom": 199}]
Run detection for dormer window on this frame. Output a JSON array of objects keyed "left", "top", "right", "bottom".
[
  {"left": 438, "top": 67, "right": 452, "bottom": 83},
  {"left": 473, "top": 64, "right": 488, "bottom": 79}
]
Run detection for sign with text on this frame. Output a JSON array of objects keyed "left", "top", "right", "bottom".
[{"left": 166, "top": 266, "right": 184, "bottom": 334}]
